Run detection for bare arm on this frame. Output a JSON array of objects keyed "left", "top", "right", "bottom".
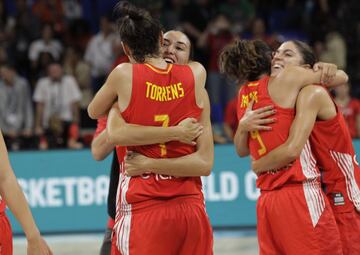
[
  {"left": 0, "top": 131, "right": 52, "bottom": 255},
  {"left": 91, "top": 129, "right": 115, "bottom": 161},
  {"left": 107, "top": 105, "right": 202, "bottom": 146},
  {"left": 252, "top": 85, "right": 326, "bottom": 173},
  {"left": 125, "top": 89, "right": 214, "bottom": 177},
  {"left": 281, "top": 65, "right": 348, "bottom": 92},
  {"left": 87, "top": 64, "right": 130, "bottom": 119}
]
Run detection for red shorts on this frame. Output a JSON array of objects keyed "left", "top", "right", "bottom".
[
  {"left": 257, "top": 182, "right": 342, "bottom": 255},
  {"left": 0, "top": 213, "right": 12, "bottom": 255},
  {"left": 334, "top": 209, "right": 360, "bottom": 254},
  {"left": 112, "top": 198, "right": 213, "bottom": 255}
]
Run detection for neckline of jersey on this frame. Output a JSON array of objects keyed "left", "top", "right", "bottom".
[{"left": 144, "top": 63, "right": 173, "bottom": 74}]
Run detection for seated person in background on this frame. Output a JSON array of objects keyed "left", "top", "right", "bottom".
[
  {"left": 333, "top": 82, "right": 360, "bottom": 138},
  {"left": 33, "top": 63, "right": 83, "bottom": 149},
  {"left": 0, "top": 64, "right": 34, "bottom": 150}
]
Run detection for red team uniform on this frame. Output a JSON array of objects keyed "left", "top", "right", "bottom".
[
  {"left": 310, "top": 91, "right": 360, "bottom": 254},
  {"left": 0, "top": 199, "right": 12, "bottom": 255},
  {"left": 112, "top": 64, "right": 213, "bottom": 255},
  {"left": 237, "top": 76, "right": 342, "bottom": 254},
  {"left": 337, "top": 99, "right": 360, "bottom": 138}
]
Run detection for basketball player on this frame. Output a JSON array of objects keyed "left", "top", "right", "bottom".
[
  {"left": 250, "top": 40, "right": 360, "bottom": 254},
  {"left": 0, "top": 130, "right": 52, "bottom": 255},
  {"left": 91, "top": 29, "right": 204, "bottom": 255},
  {"left": 88, "top": 2, "right": 213, "bottom": 255},
  {"left": 107, "top": 30, "right": 213, "bottom": 177},
  {"left": 219, "top": 39, "right": 347, "bottom": 254}
]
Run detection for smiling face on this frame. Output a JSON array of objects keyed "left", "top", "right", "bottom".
[
  {"left": 271, "top": 41, "right": 305, "bottom": 76},
  {"left": 161, "top": 30, "right": 191, "bottom": 65}
]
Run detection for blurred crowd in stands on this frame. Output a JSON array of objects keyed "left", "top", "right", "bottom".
[{"left": 0, "top": 0, "right": 359, "bottom": 151}]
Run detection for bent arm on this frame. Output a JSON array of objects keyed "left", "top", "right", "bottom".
[
  {"left": 91, "top": 129, "right": 115, "bottom": 161},
  {"left": 127, "top": 89, "right": 214, "bottom": 176},
  {"left": 252, "top": 86, "right": 323, "bottom": 173},
  {"left": 234, "top": 125, "right": 250, "bottom": 157},
  {"left": 282, "top": 66, "right": 348, "bottom": 92},
  {"left": 88, "top": 65, "right": 129, "bottom": 119},
  {"left": 107, "top": 105, "right": 195, "bottom": 146}
]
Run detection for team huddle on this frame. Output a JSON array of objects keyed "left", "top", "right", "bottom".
[{"left": 0, "top": 1, "right": 359, "bottom": 255}]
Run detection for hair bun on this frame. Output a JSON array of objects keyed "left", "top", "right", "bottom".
[{"left": 115, "top": 1, "right": 147, "bottom": 21}]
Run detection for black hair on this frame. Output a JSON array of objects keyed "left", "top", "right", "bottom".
[
  {"left": 290, "top": 40, "right": 316, "bottom": 67},
  {"left": 114, "top": 1, "right": 162, "bottom": 63}
]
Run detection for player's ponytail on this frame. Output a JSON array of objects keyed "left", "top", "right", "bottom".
[
  {"left": 114, "top": 1, "right": 162, "bottom": 63},
  {"left": 219, "top": 39, "right": 271, "bottom": 82}
]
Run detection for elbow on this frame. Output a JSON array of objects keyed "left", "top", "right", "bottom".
[
  {"left": 91, "top": 147, "right": 106, "bottom": 161},
  {"left": 87, "top": 105, "right": 97, "bottom": 120},
  {"left": 107, "top": 130, "right": 119, "bottom": 145},
  {"left": 107, "top": 128, "right": 127, "bottom": 146},
  {"left": 200, "top": 158, "right": 213, "bottom": 176},
  {"left": 286, "top": 144, "right": 302, "bottom": 161},
  {"left": 341, "top": 70, "right": 349, "bottom": 84},
  {"left": 236, "top": 147, "right": 249, "bottom": 157}
]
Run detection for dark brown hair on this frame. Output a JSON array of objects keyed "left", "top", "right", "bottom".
[
  {"left": 114, "top": 2, "right": 162, "bottom": 63},
  {"left": 289, "top": 40, "right": 316, "bottom": 67},
  {"left": 219, "top": 39, "right": 272, "bottom": 81}
]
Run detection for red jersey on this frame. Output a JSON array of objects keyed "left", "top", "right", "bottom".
[
  {"left": 337, "top": 98, "right": 360, "bottom": 138},
  {"left": 224, "top": 96, "right": 238, "bottom": 136},
  {"left": 118, "top": 63, "right": 203, "bottom": 213},
  {"left": 237, "top": 76, "right": 321, "bottom": 190},
  {"left": 310, "top": 101, "right": 360, "bottom": 213},
  {"left": 0, "top": 196, "right": 5, "bottom": 212}
]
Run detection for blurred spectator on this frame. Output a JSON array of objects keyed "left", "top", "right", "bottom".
[
  {"left": 0, "top": 64, "right": 33, "bottom": 150},
  {"left": 334, "top": 83, "right": 360, "bottom": 139},
  {"left": 32, "top": 0, "right": 65, "bottom": 35},
  {"left": 84, "top": 15, "right": 116, "bottom": 93},
  {"left": 217, "top": 0, "right": 255, "bottom": 34},
  {"left": 63, "top": 46, "right": 93, "bottom": 128},
  {"left": 7, "top": 0, "right": 40, "bottom": 78},
  {"left": 63, "top": 0, "right": 83, "bottom": 22},
  {"left": 62, "top": 0, "right": 91, "bottom": 51},
  {"left": 180, "top": 0, "right": 213, "bottom": 65},
  {"left": 198, "top": 14, "right": 237, "bottom": 143},
  {"left": 161, "top": 0, "right": 186, "bottom": 30},
  {"left": 28, "top": 24, "right": 63, "bottom": 71},
  {"left": 33, "top": 63, "right": 83, "bottom": 149},
  {"left": 247, "top": 17, "right": 282, "bottom": 50},
  {"left": 319, "top": 30, "right": 347, "bottom": 69},
  {"left": 0, "top": 46, "right": 7, "bottom": 66}
]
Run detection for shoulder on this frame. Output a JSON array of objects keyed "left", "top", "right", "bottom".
[
  {"left": 299, "top": 84, "right": 327, "bottom": 96},
  {"left": 188, "top": 61, "right": 206, "bottom": 75},
  {"left": 112, "top": 62, "right": 132, "bottom": 75},
  {"left": 298, "top": 85, "right": 329, "bottom": 103},
  {"left": 107, "top": 63, "right": 132, "bottom": 86}
]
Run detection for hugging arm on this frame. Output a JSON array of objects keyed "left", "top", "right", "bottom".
[
  {"left": 125, "top": 89, "right": 214, "bottom": 177},
  {"left": 234, "top": 100, "right": 275, "bottom": 157},
  {"left": 107, "top": 104, "right": 202, "bottom": 146},
  {"left": 251, "top": 85, "right": 326, "bottom": 174}
]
